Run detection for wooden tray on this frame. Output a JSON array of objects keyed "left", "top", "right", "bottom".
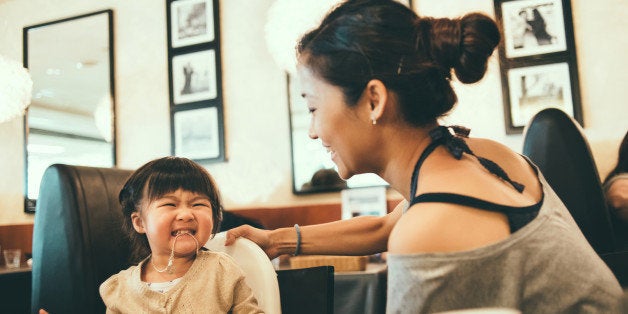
[{"left": 289, "top": 255, "right": 368, "bottom": 272}]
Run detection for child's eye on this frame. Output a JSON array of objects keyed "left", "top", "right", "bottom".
[
  {"left": 193, "top": 203, "right": 210, "bottom": 208},
  {"left": 158, "top": 202, "right": 176, "bottom": 207}
]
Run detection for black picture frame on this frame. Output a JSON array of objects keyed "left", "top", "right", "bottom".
[
  {"left": 166, "top": 0, "right": 225, "bottom": 162},
  {"left": 494, "top": 0, "right": 582, "bottom": 134},
  {"left": 173, "top": 106, "right": 224, "bottom": 161},
  {"left": 169, "top": 0, "right": 215, "bottom": 48},
  {"left": 171, "top": 49, "right": 218, "bottom": 105}
]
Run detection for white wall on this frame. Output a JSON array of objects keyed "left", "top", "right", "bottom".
[
  {"left": 0, "top": 0, "right": 626, "bottom": 225},
  {"left": 416, "top": 0, "right": 628, "bottom": 169}
]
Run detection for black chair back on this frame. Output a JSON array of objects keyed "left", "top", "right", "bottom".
[
  {"left": 522, "top": 108, "right": 615, "bottom": 254},
  {"left": 277, "top": 266, "right": 334, "bottom": 314},
  {"left": 31, "top": 164, "right": 133, "bottom": 314},
  {"left": 0, "top": 269, "right": 31, "bottom": 313}
]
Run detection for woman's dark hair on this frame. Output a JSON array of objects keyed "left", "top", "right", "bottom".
[
  {"left": 119, "top": 156, "right": 223, "bottom": 261},
  {"left": 297, "top": 0, "right": 500, "bottom": 126},
  {"left": 604, "top": 130, "right": 628, "bottom": 185}
]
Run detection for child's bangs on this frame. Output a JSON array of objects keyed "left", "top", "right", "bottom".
[{"left": 144, "top": 166, "right": 213, "bottom": 201}]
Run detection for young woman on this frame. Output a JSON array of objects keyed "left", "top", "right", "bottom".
[{"left": 227, "top": 0, "right": 622, "bottom": 312}]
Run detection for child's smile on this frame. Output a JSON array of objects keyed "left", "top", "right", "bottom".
[
  {"left": 133, "top": 188, "right": 214, "bottom": 261},
  {"left": 171, "top": 229, "right": 196, "bottom": 236}
]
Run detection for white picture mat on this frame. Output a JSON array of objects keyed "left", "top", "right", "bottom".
[
  {"left": 171, "top": 0, "right": 215, "bottom": 48},
  {"left": 501, "top": 0, "right": 567, "bottom": 58},
  {"left": 174, "top": 107, "right": 220, "bottom": 160},
  {"left": 341, "top": 186, "right": 387, "bottom": 220},
  {"left": 508, "top": 62, "right": 573, "bottom": 127},
  {"left": 172, "top": 49, "right": 217, "bottom": 105}
]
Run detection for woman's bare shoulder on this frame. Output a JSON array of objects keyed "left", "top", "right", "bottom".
[
  {"left": 466, "top": 137, "right": 520, "bottom": 159},
  {"left": 389, "top": 200, "right": 510, "bottom": 254}
]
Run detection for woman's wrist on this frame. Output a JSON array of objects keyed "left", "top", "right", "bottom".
[{"left": 269, "top": 226, "right": 300, "bottom": 256}]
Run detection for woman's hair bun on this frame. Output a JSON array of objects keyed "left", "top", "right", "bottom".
[{"left": 423, "top": 13, "right": 500, "bottom": 84}]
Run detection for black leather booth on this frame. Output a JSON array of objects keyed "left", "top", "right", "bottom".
[
  {"left": 31, "top": 164, "right": 134, "bottom": 313},
  {"left": 523, "top": 108, "right": 628, "bottom": 287},
  {"left": 523, "top": 108, "right": 616, "bottom": 254}
]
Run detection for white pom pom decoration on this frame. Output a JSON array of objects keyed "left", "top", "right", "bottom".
[
  {"left": 0, "top": 54, "right": 33, "bottom": 124},
  {"left": 264, "top": 0, "right": 340, "bottom": 74}
]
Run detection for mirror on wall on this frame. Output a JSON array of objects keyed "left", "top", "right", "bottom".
[
  {"left": 287, "top": 75, "right": 388, "bottom": 194},
  {"left": 23, "top": 10, "right": 116, "bottom": 212}
]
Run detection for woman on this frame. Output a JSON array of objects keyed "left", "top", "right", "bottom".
[{"left": 227, "top": 0, "right": 622, "bottom": 312}]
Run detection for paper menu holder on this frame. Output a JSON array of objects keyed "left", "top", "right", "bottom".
[{"left": 341, "top": 186, "right": 387, "bottom": 220}]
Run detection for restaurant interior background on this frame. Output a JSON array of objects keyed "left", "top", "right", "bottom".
[{"left": 0, "top": 0, "right": 626, "bottom": 226}]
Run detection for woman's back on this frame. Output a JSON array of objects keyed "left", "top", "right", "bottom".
[
  {"left": 389, "top": 136, "right": 541, "bottom": 254},
  {"left": 387, "top": 160, "right": 622, "bottom": 313}
]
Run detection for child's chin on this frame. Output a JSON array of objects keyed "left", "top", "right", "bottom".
[
  {"left": 172, "top": 242, "right": 199, "bottom": 255},
  {"left": 173, "top": 248, "right": 198, "bottom": 257}
]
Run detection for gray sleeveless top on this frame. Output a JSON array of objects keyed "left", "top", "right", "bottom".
[{"left": 387, "top": 155, "right": 622, "bottom": 313}]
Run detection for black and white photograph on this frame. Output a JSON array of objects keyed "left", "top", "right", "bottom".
[
  {"left": 170, "top": 0, "right": 214, "bottom": 48},
  {"left": 500, "top": 0, "right": 567, "bottom": 58},
  {"left": 172, "top": 49, "right": 217, "bottom": 105},
  {"left": 174, "top": 107, "right": 220, "bottom": 160},
  {"left": 508, "top": 62, "right": 573, "bottom": 127}
]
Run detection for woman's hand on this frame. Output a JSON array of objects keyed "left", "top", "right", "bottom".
[{"left": 225, "top": 225, "right": 280, "bottom": 259}]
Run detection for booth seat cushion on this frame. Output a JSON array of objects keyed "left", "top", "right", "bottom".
[{"left": 31, "top": 164, "right": 133, "bottom": 314}]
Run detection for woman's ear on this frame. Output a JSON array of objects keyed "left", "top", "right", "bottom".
[
  {"left": 365, "top": 79, "right": 388, "bottom": 123},
  {"left": 131, "top": 212, "right": 146, "bottom": 233}
]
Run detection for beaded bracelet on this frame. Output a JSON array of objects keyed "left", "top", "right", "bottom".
[{"left": 293, "top": 224, "right": 301, "bottom": 256}]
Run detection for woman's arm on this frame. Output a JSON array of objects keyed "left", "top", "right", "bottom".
[{"left": 225, "top": 200, "right": 405, "bottom": 259}]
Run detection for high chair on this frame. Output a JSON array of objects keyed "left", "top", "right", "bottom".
[{"left": 205, "top": 232, "right": 282, "bottom": 314}]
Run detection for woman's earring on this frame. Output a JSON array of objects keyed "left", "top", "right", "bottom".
[{"left": 371, "top": 118, "right": 377, "bottom": 125}]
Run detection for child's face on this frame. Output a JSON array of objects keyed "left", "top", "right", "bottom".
[{"left": 131, "top": 188, "right": 214, "bottom": 259}]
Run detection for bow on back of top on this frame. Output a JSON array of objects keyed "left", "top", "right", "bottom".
[{"left": 429, "top": 126, "right": 525, "bottom": 193}]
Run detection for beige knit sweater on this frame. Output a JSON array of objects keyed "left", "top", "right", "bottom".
[{"left": 100, "top": 250, "right": 263, "bottom": 313}]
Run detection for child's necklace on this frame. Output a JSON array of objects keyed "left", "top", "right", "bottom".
[
  {"left": 152, "top": 250, "right": 175, "bottom": 274},
  {"left": 150, "top": 232, "right": 200, "bottom": 274}
]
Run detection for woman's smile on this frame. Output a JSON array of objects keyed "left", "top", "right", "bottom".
[{"left": 324, "top": 145, "right": 337, "bottom": 160}]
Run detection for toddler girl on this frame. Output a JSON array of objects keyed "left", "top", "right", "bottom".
[{"left": 99, "top": 156, "right": 262, "bottom": 313}]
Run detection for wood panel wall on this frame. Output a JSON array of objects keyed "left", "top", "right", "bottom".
[
  {"left": 0, "top": 199, "right": 403, "bottom": 264},
  {"left": 0, "top": 224, "right": 33, "bottom": 265},
  {"left": 232, "top": 199, "right": 402, "bottom": 229}
]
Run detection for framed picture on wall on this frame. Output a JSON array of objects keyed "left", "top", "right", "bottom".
[
  {"left": 507, "top": 62, "right": 574, "bottom": 128},
  {"left": 495, "top": 0, "right": 582, "bottom": 133},
  {"left": 171, "top": 49, "right": 218, "bottom": 105},
  {"left": 170, "top": 0, "right": 215, "bottom": 48},
  {"left": 499, "top": 0, "right": 567, "bottom": 58},
  {"left": 173, "top": 107, "right": 224, "bottom": 161}
]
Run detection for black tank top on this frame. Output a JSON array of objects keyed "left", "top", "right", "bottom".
[{"left": 408, "top": 126, "right": 541, "bottom": 233}]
